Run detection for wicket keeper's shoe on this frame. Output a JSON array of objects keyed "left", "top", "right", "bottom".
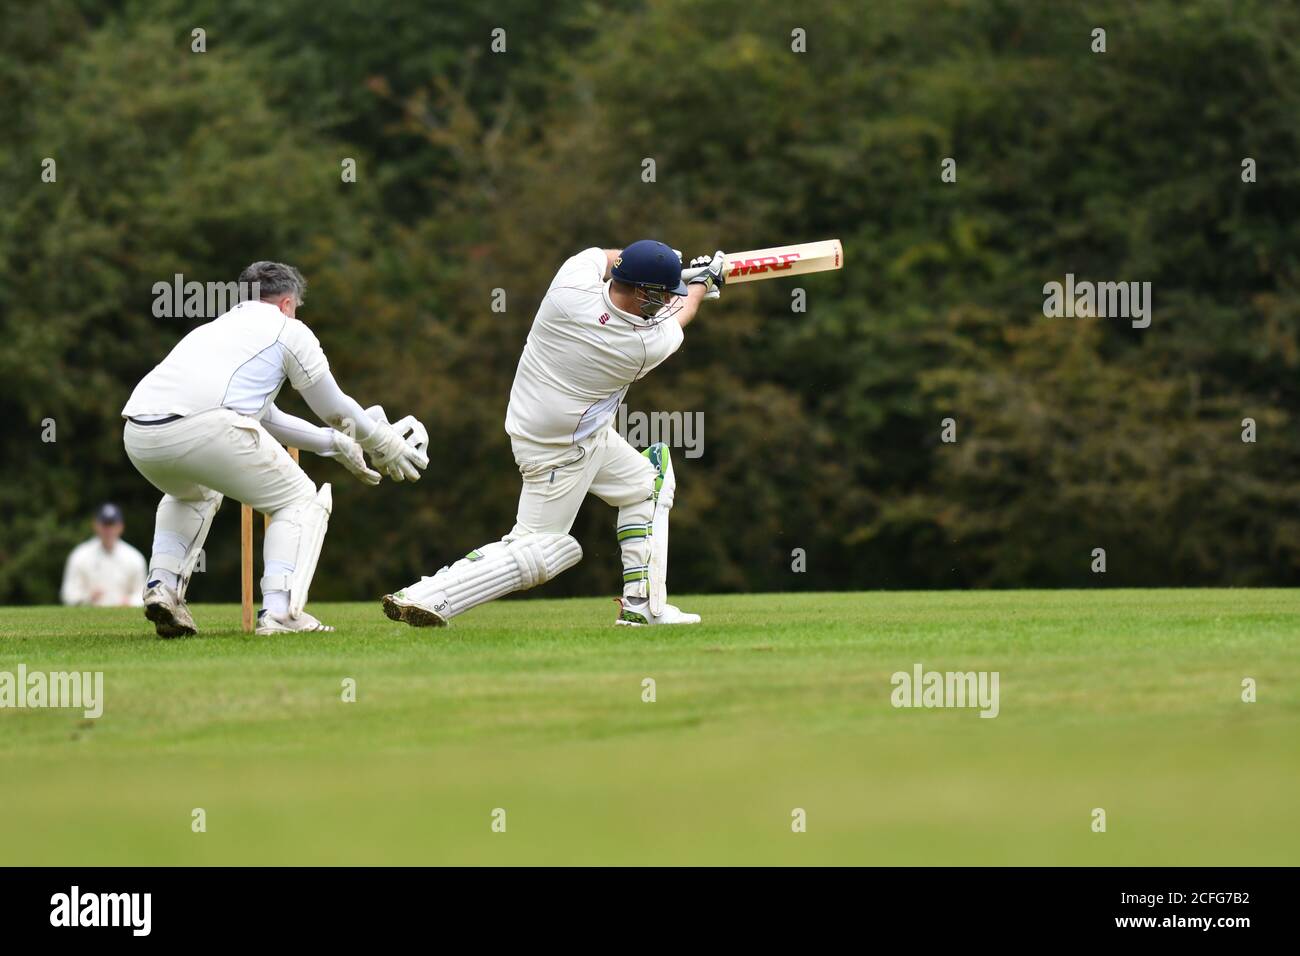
[
  {"left": 614, "top": 596, "right": 701, "bottom": 627},
  {"left": 254, "top": 609, "right": 336, "bottom": 635},
  {"left": 381, "top": 591, "right": 447, "bottom": 628},
  {"left": 143, "top": 581, "right": 197, "bottom": 638}
]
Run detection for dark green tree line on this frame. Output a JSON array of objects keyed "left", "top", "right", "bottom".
[{"left": 2, "top": 0, "right": 1297, "bottom": 604}]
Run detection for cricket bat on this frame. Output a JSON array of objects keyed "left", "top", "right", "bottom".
[{"left": 680, "top": 239, "right": 843, "bottom": 285}]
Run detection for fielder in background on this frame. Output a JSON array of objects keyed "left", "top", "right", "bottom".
[
  {"left": 384, "top": 241, "right": 725, "bottom": 628},
  {"left": 60, "top": 502, "right": 147, "bottom": 607},
  {"left": 122, "top": 261, "right": 430, "bottom": 637}
]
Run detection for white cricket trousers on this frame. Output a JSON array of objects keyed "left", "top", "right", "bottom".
[
  {"left": 123, "top": 408, "right": 316, "bottom": 596},
  {"left": 508, "top": 426, "right": 659, "bottom": 595}
]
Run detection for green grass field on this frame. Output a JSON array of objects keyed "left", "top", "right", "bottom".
[{"left": 1, "top": 590, "right": 1297, "bottom": 865}]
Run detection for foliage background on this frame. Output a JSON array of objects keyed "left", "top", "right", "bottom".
[{"left": 1, "top": 0, "right": 1297, "bottom": 603}]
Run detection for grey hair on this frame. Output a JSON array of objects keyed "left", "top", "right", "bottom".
[{"left": 238, "top": 261, "right": 306, "bottom": 303}]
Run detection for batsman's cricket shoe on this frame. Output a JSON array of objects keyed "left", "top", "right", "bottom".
[
  {"left": 614, "top": 597, "right": 701, "bottom": 627},
  {"left": 381, "top": 590, "right": 447, "bottom": 628},
  {"left": 254, "top": 609, "right": 336, "bottom": 635},
  {"left": 143, "top": 581, "right": 197, "bottom": 638}
]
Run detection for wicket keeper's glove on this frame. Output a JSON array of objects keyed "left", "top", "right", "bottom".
[
  {"left": 322, "top": 430, "right": 382, "bottom": 485},
  {"left": 360, "top": 411, "right": 430, "bottom": 482}
]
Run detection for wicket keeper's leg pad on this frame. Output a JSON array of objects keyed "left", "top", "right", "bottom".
[
  {"left": 151, "top": 490, "right": 223, "bottom": 599},
  {"left": 260, "top": 483, "right": 332, "bottom": 617}
]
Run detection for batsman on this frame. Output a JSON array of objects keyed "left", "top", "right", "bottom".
[
  {"left": 122, "top": 261, "right": 430, "bottom": 636},
  {"left": 384, "top": 242, "right": 726, "bottom": 627}
]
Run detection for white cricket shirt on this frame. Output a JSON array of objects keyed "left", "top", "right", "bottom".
[
  {"left": 121, "top": 300, "right": 330, "bottom": 419},
  {"left": 60, "top": 538, "right": 147, "bottom": 607},
  {"left": 506, "top": 248, "right": 685, "bottom": 446}
]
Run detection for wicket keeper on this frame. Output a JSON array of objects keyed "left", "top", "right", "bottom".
[{"left": 122, "top": 262, "right": 430, "bottom": 636}]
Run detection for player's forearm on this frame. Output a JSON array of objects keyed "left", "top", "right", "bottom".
[
  {"left": 675, "top": 284, "right": 707, "bottom": 328},
  {"left": 261, "top": 404, "right": 335, "bottom": 455},
  {"left": 298, "top": 372, "right": 381, "bottom": 442}
]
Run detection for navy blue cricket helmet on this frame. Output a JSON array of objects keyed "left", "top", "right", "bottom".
[{"left": 611, "top": 240, "right": 689, "bottom": 297}]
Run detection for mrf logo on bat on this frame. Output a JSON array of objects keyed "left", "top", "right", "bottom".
[
  {"left": 728, "top": 253, "right": 801, "bottom": 277},
  {"left": 679, "top": 240, "right": 842, "bottom": 286}
]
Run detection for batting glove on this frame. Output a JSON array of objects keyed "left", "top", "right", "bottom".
[{"left": 687, "top": 250, "right": 726, "bottom": 300}]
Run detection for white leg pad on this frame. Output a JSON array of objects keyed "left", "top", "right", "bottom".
[
  {"left": 261, "top": 483, "right": 332, "bottom": 618},
  {"left": 151, "top": 492, "right": 223, "bottom": 600},
  {"left": 647, "top": 445, "right": 676, "bottom": 616},
  {"left": 402, "top": 533, "right": 582, "bottom": 620}
]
